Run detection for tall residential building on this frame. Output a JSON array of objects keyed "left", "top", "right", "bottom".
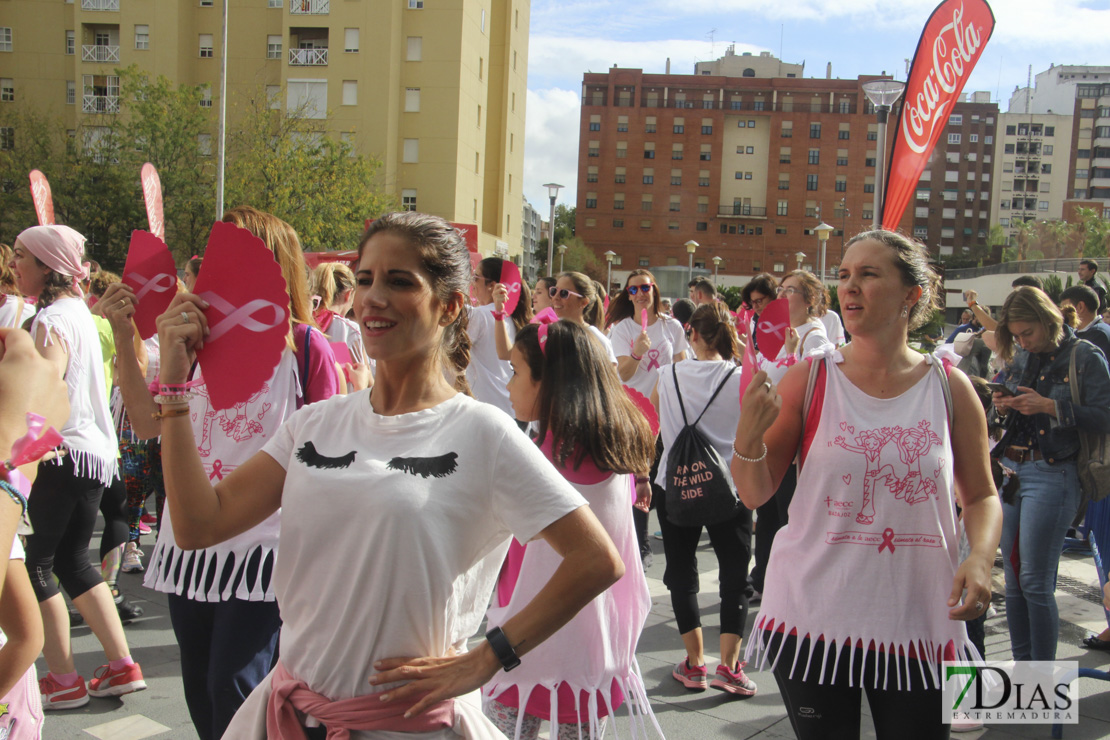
[
  {"left": 911, "top": 94, "right": 998, "bottom": 257},
  {"left": 576, "top": 59, "right": 910, "bottom": 291},
  {"left": 0, "top": 0, "right": 527, "bottom": 255},
  {"left": 1009, "top": 65, "right": 1110, "bottom": 116},
  {"left": 520, "top": 195, "right": 542, "bottom": 281},
  {"left": 990, "top": 112, "right": 1075, "bottom": 241}
]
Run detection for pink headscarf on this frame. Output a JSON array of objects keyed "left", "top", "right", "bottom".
[{"left": 15, "top": 225, "right": 90, "bottom": 293}]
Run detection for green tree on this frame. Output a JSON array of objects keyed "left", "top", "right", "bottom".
[
  {"left": 718, "top": 285, "right": 743, "bottom": 310},
  {"left": 225, "top": 87, "right": 393, "bottom": 252},
  {"left": 0, "top": 105, "right": 69, "bottom": 245}
]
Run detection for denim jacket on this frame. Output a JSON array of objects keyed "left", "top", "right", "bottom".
[{"left": 994, "top": 327, "right": 1110, "bottom": 463}]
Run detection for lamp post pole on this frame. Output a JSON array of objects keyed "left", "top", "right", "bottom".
[
  {"left": 862, "top": 80, "right": 906, "bottom": 229},
  {"left": 685, "top": 240, "right": 698, "bottom": 287},
  {"left": 542, "top": 183, "right": 563, "bottom": 276},
  {"left": 604, "top": 250, "right": 616, "bottom": 294},
  {"left": 814, "top": 222, "right": 834, "bottom": 280},
  {"left": 712, "top": 255, "right": 722, "bottom": 285}
]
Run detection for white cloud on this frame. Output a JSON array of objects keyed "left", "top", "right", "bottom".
[{"left": 523, "top": 88, "right": 582, "bottom": 210}]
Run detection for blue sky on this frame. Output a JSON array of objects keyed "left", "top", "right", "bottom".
[{"left": 522, "top": 0, "right": 1110, "bottom": 210}]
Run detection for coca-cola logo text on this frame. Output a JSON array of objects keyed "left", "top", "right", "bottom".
[{"left": 901, "top": 3, "right": 985, "bottom": 154}]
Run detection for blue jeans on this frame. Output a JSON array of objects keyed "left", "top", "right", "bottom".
[
  {"left": 168, "top": 594, "right": 281, "bottom": 740},
  {"left": 999, "top": 456, "right": 1082, "bottom": 662}
]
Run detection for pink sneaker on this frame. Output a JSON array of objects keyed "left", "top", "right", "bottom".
[
  {"left": 140, "top": 513, "right": 158, "bottom": 526},
  {"left": 710, "top": 661, "right": 758, "bottom": 696},
  {"left": 88, "top": 662, "right": 147, "bottom": 698},
  {"left": 672, "top": 659, "right": 708, "bottom": 691},
  {"left": 39, "top": 673, "right": 89, "bottom": 710},
  {"left": 137, "top": 520, "right": 152, "bottom": 535}
]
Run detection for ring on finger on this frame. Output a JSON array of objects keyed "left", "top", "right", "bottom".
[
  {"left": 763, "top": 381, "right": 772, "bottom": 392},
  {"left": 975, "top": 600, "right": 984, "bottom": 612},
  {"left": 181, "top": 311, "right": 190, "bottom": 324}
]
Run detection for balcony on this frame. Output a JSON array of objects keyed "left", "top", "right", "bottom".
[
  {"left": 1096, "top": 137, "right": 1110, "bottom": 149},
  {"left": 1093, "top": 158, "right": 1110, "bottom": 168},
  {"left": 82, "top": 44, "right": 120, "bottom": 62},
  {"left": 290, "top": 0, "right": 329, "bottom": 13},
  {"left": 288, "top": 48, "right": 328, "bottom": 66},
  {"left": 718, "top": 205, "right": 767, "bottom": 218},
  {"left": 81, "top": 0, "right": 119, "bottom": 10},
  {"left": 83, "top": 94, "right": 119, "bottom": 114},
  {"left": 1092, "top": 177, "right": 1110, "bottom": 189}
]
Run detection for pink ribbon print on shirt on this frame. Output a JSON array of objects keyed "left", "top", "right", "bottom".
[
  {"left": 642, "top": 348, "right": 662, "bottom": 371},
  {"left": 826, "top": 419, "right": 945, "bottom": 555}
]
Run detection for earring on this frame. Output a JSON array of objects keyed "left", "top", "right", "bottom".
[{"left": 901, "top": 306, "right": 909, "bottom": 318}]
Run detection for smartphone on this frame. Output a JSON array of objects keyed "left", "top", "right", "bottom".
[{"left": 985, "top": 382, "right": 1015, "bottom": 397}]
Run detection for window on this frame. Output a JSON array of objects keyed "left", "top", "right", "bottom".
[
  {"left": 408, "top": 0, "right": 423, "bottom": 7},
  {"left": 781, "top": 123, "right": 793, "bottom": 138},
  {"left": 835, "top": 177, "right": 846, "bottom": 192},
  {"left": 1, "top": 127, "right": 14, "bottom": 150},
  {"left": 66, "top": 30, "right": 75, "bottom": 55},
  {"left": 199, "top": 34, "right": 214, "bottom": 58},
  {"left": 402, "top": 139, "right": 418, "bottom": 163},
  {"left": 696, "top": 222, "right": 708, "bottom": 232},
  {"left": 734, "top": 171, "right": 744, "bottom": 180},
  {"left": 671, "top": 144, "right": 682, "bottom": 160},
  {"left": 947, "top": 133, "right": 961, "bottom": 144},
  {"left": 614, "top": 168, "right": 625, "bottom": 184},
  {"left": 808, "top": 149, "right": 819, "bottom": 165},
  {"left": 135, "top": 25, "right": 149, "bottom": 50},
  {"left": 810, "top": 123, "right": 821, "bottom": 139},
  {"left": 0, "top": 28, "right": 10, "bottom": 53},
  {"left": 406, "top": 37, "right": 422, "bottom": 61},
  {"left": 777, "top": 200, "right": 788, "bottom": 216},
  {"left": 615, "top": 142, "right": 627, "bottom": 159},
  {"left": 641, "top": 195, "right": 652, "bottom": 212},
  {"left": 645, "top": 118, "right": 656, "bottom": 134},
  {"left": 617, "top": 116, "right": 628, "bottom": 133},
  {"left": 1043, "top": 144, "right": 1053, "bottom": 155},
  {"left": 673, "top": 123, "right": 684, "bottom": 134},
  {"left": 200, "top": 86, "right": 212, "bottom": 107},
  {"left": 344, "top": 28, "right": 359, "bottom": 52},
  {"left": 671, "top": 170, "right": 681, "bottom": 186},
  {"left": 585, "top": 194, "right": 597, "bottom": 208},
  {"left": 267, "top": 35, "right": 282, "bottom": 59},
  {"left": 613, "top": 220, "right": 624, "bottom": 228},
  {"left": 586, "top": 166, "right": 598, "bottom": 183},
  {"left": 779, "top": 147, "right": 791, "bottom": 164},
  {"left": 753, "top": 99, "right": 765, "bottom": 110},
  {"left": 0, "top": 79, "right": 11, "bottom": 103},
  {"left": 197, "top": 133, "right": 212, "bottom": 156},
  {"left": 867, "top": 130, "right": 877, "bottom": 141},
  {"left": 269, "top": 0, "right": 282, "bottom": 6},
  {"left": 478, "top": 58, "right": 483, "bottom": 80},
  {"left": 838, "top": 129, "right": 850, "bottom": 140},
  {"left": 949, "top": 114, "right": 963, "bottom": 125},
  {"left": 778, "top": 175, "right": 790, "bottom": 190},
  {"left": 587, "top": 141, "right": 599, "bottom": 157},
  {"left": 588, "top": 115, "right": 600, "bottom": 132},
  {"left": 1045, "top": 126, "right": 1055, "bottom": 136},
  {"left": 341, "top": 80, "right": 357, "bottom": 106},
  {"left": 699, "top": 145, "right": 711, "bottom": 161},
  {"left": 985, "top": 135, "right": 993, "bottom": 144},
  {"left": 865, "top": 157, "right": 876, "bottom": 167},
  {"left": 861, "top": 209, "right": 873, "bottom": 221},
  {"left": 863, "top": 183, "right": 875, "bottom": 193},
  {"left": 287, "top": 79, "right": 327, "bottom": 118},
  {"left": 480, "top": 9, "right": 486, "bottom": 32},
  {"left": 642, "top": 169, "right": 654, "bottom": 184},
  {"left": 702, "top": 125, "right": 712, "bottom": 135},
  {"left": 806, "top": 174, "right": 818, "bottom": 191},
  {"left": 1039, "top": 201, "right": 1049, "bottom": 211},
  {"left": 969, "top": 133, "right": 978, "bottom": 143},
  {"left": 698, "top": 196, "right": 709, "bottom": 213},
  {"left": 66, "top": 80, "right": 75, "bottom": 104},
  {"left": 476, "top": 105, "right": 481, "bottom": 127},
  {"left": 404, "top": 87, "right": 420, "bottom": 112},
  {"left": 916, "top": 188, "right": 930, "bottom": 201},
  {"left": 698, "top": 172, "right": 709, "bottom": 187},
  {"left": 644, "top": 145, "right": 655, "bottom": 159},
  {"left": 669, "top": 195, "right": 680, "bottom": 212},
  {"left": 613, "top": 197, "right": 624, "bottom": 210},
  {"left": 640, "top": 221, "right": 651, "bottom": 229}
]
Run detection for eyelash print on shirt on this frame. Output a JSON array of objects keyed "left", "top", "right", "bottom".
[
  {"left": 387, "top": 452, "right": 459, "bottom": 479},
  {"left": 296, "top": 441, "right": 357, "bottom": 470}
]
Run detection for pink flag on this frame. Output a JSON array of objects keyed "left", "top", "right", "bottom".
[
  {"left": 499, "top": 260, "right": 523, "bottom": 315},
  {"left": 141, "top": 163, "right": 165, "bottom": 241},
  {"left": 122, "top": 230, "right": 177, "bottom": 340},
  {"left": 28, "top": 170, "right": 55, "bottom": 226},
  {"left": 640, "top": 309, "right": 648, "bottom": 332},
  {"left": 756, "top": 298, "right": 791, "bottom": 360}
]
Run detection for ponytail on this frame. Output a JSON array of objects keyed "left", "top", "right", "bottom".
[{"left": 688, "top": 303, "right": 740, "bottom": 361}]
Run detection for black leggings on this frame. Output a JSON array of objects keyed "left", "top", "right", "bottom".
[
  {"left": 656, "top": 492, "right": 752, "bottom": 636},
  {"left": 769, "top": 633, "right": 950, "bottom": 740},
  {"left": 750, "top": 464, "right": 796, "bottom": 593},
  {"left": 99, "top": 473, "right": 130, "bottom": 560},
  {"left": 25, "top": 456, "right": 106, "bottom": 602}
]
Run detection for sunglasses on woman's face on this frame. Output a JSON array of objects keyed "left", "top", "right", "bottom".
[
  {"left": 627, "top": 283, "right": 653, "bottom": 296},
  {"left": 549, "top": 287, "right": 583, "bottom": 300}
]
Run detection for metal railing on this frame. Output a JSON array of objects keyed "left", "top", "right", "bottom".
[
  {"left": 945, "top": 258, "right": 1104, "bottom": 280},
  {"left": 81, "top": 0, "right": 119, "bottom": 9},
  {"left": 288, "top": 48, "right": 328, "bottom": 65},
  {"left": 81, "top": 44, "right": 120, "bottom": 62},
  {"left": 290, "top": 0, "right": 329, "bottom": 13},
  {"left": 717, "top": 205, "right": 767, "bottom": 217},
  {"left": 82, "top": 94, "right": 119, "bottom": 114}
]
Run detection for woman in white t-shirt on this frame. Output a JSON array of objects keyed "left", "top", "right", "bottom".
[
  {"left": 651, "top": 303, "right": 757, "bottom": 698},
  {"left": 605, "top": 270, "right": 687, "bottom": 398},
  {"left": 154, "top": 211, "right": 625, "bottom": 739},
  {"left": 547, "top": 272, "right": 616, "bottom": 365},
  {"left": 759, "top": 270, "right": 835, "bottom": 387},
  {"left": 485, "top": 320, "right": 659, "bottom": 739},
  {"left": 310, "top": 261, "right": 371, "bottom": 385},
  {"left": 466, "top": 258, "right": 532, "bottom": 417}
]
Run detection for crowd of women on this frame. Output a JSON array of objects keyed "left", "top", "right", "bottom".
[{"left": 0, "top": 209, "right": 1108, "bottom": 740}]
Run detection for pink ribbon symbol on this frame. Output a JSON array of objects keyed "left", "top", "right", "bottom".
[
  {"left": 757, "top": 319, "right": 789, "bottom": 335},
  {"left": 131, "top": 271, "right": 177, "bottom": 302},
  {"left": 209, "top": 460, "right": 225, "bottom": 481},
  {"left": 508, "top": 283, "right": 520, "bottom": 296},
  {"left": 878, "top": 528, "right": 896, "bottom": 554},
  {"left": 7, "top": 413, "right": 63, "bottom": 469},
  {"left": 200, "top": 291, "right": 287, "bottom": 344},
  {"left": 644, "top": 348, "right": 662, "bottom": 371}
]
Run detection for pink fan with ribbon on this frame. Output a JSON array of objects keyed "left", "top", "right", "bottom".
[
  {"left": 499, "top": 260, "right": 523, "bottom": 316},
  {"left": 756, "top": 297, "right": 791, "bottom": 360},
  {"left": 7, "top": 413, "right": 63, "bottom": 473},
  {"left": 623, "top": 385, "right": 659, "bottom": 436},
  {"left": 141, "top": 163, "right": 165, "bottom": 241},
  {"left": 735, "top": 307, "right": 754, "bottom": 337},
  {"left": 29, "top": 170, "right": 55, "bottom": 226},
  {"left": 122, "top": 230, "right": 178, "bottom": 340},
  {"left": 193, "top": 221, "right": 291, "bottom": 411}
]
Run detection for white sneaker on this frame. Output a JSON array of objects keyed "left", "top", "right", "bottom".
[{"left": 121, "top": 542, "right": 144, "bottom": 573}]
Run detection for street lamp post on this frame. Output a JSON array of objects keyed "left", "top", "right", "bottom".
[
  {"left": 712, "top": 255, "right": 722, "bottom": 285},
  {"left": 604, "top": 250, "right": 616, "bottom": 294},
  {"left": 685, "top": 240, "right": 698, "bottom": 287},
  {"left": 795, "top": 251, "right": 806, "bottom": 270},
  {"left": 839, "top": 198, "right": 850, "bottom": 261},
  {"left": 542, "top": 183, "right": 563, "bottom": 276},
  {"left": 814, "top": 222, "right": 834, "bottom": 279},
  {"left": 861, "top": 80, "right": 906, "bottom": 228},
  {"left": 557, "top": 244, "right": 567, "bottom": 273}
]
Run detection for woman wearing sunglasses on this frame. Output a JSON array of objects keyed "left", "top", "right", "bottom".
[
  {"left": 550, "top": 272, "right": 617, "bottom": 364},
  {"left": 606, "top": 270, "right": 687, "bottom": 398}
]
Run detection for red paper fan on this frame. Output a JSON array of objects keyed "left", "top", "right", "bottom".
[
  {"left": 623, "top": 385, "right": 659, "bottom": 436},
  {"left": 756, "top": 297, "right": 791, "bottom": 360},
  {"left": 193, "top": 221, "right": 291, "bottom": 411},
  {"left": 499, "top": 260, "right": 523, "bottom": 316},
  {"left": 122, "top": 230, "right": 178, "bottom": 340}
]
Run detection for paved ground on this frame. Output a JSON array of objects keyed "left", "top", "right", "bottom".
[{"left": 37, "top": 512, "right": 1110, "bottom": 739}]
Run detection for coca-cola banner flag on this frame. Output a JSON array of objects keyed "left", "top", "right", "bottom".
[
  {"left": 122, "top": 230, "right": 178, "bottom": 340},
  {"left": 29, "top": 170, "right": 55, "bottom": 226},
  {"left": 881, "top": 0, "right": 995, "bottom": 229},
  {"left": 141, "top": 163, "right": 165, "bottom": 241}
]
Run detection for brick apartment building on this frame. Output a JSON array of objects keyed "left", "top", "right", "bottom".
[{"left": 576, "top": 59, "right": 912, "bottom": 287}]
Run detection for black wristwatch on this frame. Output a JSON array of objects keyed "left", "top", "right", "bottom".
[{"left": 485, "top": 626, "right": 521, "bottom": 671}]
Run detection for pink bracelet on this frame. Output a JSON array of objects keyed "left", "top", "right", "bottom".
[
  {"left": 492, "top": 310, "right": 505, "bottom": 321},
  {"left": 630, "top": 352, "right": 643, "bottom": 362}
]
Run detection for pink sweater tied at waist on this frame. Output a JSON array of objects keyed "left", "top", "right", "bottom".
[{"left": 266, "top": 661, "right": 456, "bottom": 739}]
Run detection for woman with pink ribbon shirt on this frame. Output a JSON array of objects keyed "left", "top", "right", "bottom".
[
  {"left": 101, "top": 207, "right": 339, "bottom": 740},
  {"left": 10, "top": 225, "right": 145, "bottom": 711},
  {"left": 485, "top": 320, "right": 659, "bottom": 740},
  {"left": 549, "top": 272, "right": 616, "bottom": 365}
]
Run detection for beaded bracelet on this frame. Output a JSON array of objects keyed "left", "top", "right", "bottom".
[
  {"left": 159, "top": 383, "right": 195, "bottom": 395},
  {"left": 153, "top": 393, "right": 194, "bottom": 405},
  {"left": 731, "top": 442, "right": 768, "bottom": 463},
  {"left": 152, "top": 407, "right": 191, "bottom": 420},
  {"left": 0, "top": 479, "right": 27, "bottom": 518}
]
